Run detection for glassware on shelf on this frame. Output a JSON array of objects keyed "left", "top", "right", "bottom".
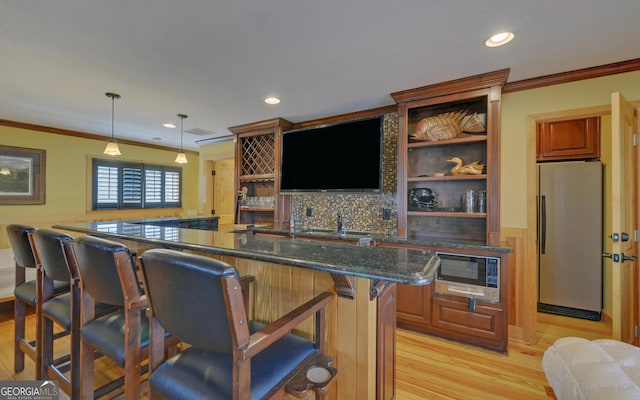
[
  {"left": 461, "top": 189, "right": 476, "bottom": 213},
  {"left": 477, "top": 190, "right": 487, "bottom": 213}
]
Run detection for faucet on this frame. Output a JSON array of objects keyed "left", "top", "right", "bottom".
[{"left": 337, "top": 213, "right": 343, "bottom": 234}]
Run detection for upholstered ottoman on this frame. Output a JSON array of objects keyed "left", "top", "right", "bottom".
[{"left": 542, "top": 337, "right": 640, "bottom": 399}]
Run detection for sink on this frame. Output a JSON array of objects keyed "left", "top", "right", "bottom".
[
  {"left": 298, "top": 228, "right": 371, "bottom": 237},
  {"left": 341, "top": 230, "right": 371, "bottom": 236},
  {"left": 299, "top": 228, "right": 334, "bottom": 234}
]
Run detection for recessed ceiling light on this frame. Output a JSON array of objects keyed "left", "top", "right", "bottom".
[
  {"left": 264, "top": 97, "right": 281, "bottom": 105},
  {"left": 163, "top": 123, "right": 177, "bottom": 128},
  {"left": 485, "top": 32, "right": 514, "bottom": 47}
]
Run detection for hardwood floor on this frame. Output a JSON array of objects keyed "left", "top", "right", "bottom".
[
  {"left": 0, "top": 302, "right": 612, "bottom": 399},
  {"left": 396, "top": 312, "right": 612, "bottom": 399}
]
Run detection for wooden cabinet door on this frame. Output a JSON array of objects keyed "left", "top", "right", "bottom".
[
  {"left": 396, "top": 284, "right": 432, "bottom": 330},
  {"left": 537, "top": 117, "right": 600, "bottom": 161}
]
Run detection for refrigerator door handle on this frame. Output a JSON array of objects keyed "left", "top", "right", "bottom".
[{"left": 541, "top": 195, "right": 546, "bottom": 254}]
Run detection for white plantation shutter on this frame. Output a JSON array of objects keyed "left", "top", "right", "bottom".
[
  {"left": 122, "top": 164, "right": 143, "bottom": 208},
  {"left": 164, "top": 170, "right": 181, "bottom": 204},
  {"left": 95, "top": 164, "right": 119, "bottom": 209},
  {"left": 144, "top": 169, "right": 163, "bottom": 204}
]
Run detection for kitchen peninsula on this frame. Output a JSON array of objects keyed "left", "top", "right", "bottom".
[{"left": 55, "top": 219, "right": 440, "bottom": 400}]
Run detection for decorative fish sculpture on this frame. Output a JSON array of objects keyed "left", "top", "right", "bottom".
[{"left": 410, "top": 110, "right": 485, "bottom": 142}]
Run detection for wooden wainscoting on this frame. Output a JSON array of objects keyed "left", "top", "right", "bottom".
[{"left": 502, "top": 226, "right": 537, "bottom": 344}]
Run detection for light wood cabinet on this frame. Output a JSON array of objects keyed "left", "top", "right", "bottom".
[
  {"left": 537, "top": 117, "right": 600, "bottom": 161},
  {"left": 229, "top": 118, "right": 293, "bottom": 227},
  {"left": 392, "top": 69, "right": 509, "bottom": 245}
]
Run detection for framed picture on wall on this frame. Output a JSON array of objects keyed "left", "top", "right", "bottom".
[{"left": 0, "top": 145, "right": 46, "bottom": 205}]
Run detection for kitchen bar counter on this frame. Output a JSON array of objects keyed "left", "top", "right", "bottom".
[
  {"left": 246, "top": 226, "right": 512, "bottom": 253},
  {"left": 54, "top": 219, "right": 441, "bottom": 400},
  {"left": 54, "top": 220, "right": 440, "bottom": 285}
]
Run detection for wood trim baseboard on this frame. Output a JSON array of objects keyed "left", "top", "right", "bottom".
[{"left": 601, "top": 310, "right": 613, "bottom": 331}]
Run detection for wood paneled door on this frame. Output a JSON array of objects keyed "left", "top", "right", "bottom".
[{"left": 608, "top": 92, "right": 638, "bottom": 342}]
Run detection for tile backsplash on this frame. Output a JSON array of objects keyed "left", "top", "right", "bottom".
[{"left": 289, "top": 112, "right": 398, "bottom": 235}]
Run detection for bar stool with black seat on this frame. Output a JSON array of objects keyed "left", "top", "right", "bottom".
[
  {"left": 29, "top": 229, "right": 117, "bottom": 400},
  {"left": 6, "top": 224, "right": 70, "bottom": 377},
  {"left": 139, "top": 248, "right": 337, "bottom": 400},
  {"left": 70, "top": 235, "right": 159, "bottom": 400}
]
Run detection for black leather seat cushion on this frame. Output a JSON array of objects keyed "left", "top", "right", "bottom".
[
  {"left": 80, "top": 310, "right": 152, "bottom": 368},
  {"left": 14, "top": 279, "right": 70, "bottom": 306},
  {"left": 150, "top": 321, "right": 315, "bottom": 400},
  {"left": 41, "top": 293, "right": 117, "bottom": 331}
]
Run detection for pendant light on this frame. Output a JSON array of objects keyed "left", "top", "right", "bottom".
[
  {"left": 175, "top": 113, "right": 188, "bottom": 164},
  {"left": 103, "top": 92, "right": 122, "bottom": 156}
]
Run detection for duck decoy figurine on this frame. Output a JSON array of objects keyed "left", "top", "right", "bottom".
[{"left": 446, "top": 157, "right": 485, "bottom": 176}]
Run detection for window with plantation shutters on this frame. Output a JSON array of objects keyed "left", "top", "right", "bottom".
[{"left": 92, "top": 158, "right": 182, "bottom": 210}]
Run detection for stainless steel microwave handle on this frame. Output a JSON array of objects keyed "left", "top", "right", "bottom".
[{"left": 448, "top": 287, "right": 484, "bottom": 296}]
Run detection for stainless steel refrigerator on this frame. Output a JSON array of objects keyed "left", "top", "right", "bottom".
[{"left": 537, "top": 161, "right": 602, "bottom": 320}]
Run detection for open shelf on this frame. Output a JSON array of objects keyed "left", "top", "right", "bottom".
[
  {"left": 408, "top": 211, "right": 486, "bottom": 218},
  {"left": 408, "top": 135, "right": 487, "bottom": 148},
  {"left": 408, "top": 174, "right": 486, "bottom": 182}
]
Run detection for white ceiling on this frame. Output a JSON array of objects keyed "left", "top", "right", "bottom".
[{"left": 2, "top": 1, "right": 640, "bottom": 151}]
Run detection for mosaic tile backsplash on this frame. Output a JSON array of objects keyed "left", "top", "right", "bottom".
[{"left": 289, "top": 113, "right": 399, "bottom": 236}]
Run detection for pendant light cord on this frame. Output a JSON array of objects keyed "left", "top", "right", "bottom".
[
  {"left": 111, "top": 96, "right": 115, "bottom": 140},
  {"left": 177, "top": 114, "right": 188, "bottom": 151},
  {"left": 105, "top": 92, "right": 121, "bottom": 141}
]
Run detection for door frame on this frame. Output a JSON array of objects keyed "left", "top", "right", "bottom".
[
  {"left": 634, "top": 104, "right": 640, "bottom": 346},
  {"left": 610, "top": 93, "right": 639, "bottom": 341},
  {"left": 525, "top": 104, "right": 610, "bottom": 343}
]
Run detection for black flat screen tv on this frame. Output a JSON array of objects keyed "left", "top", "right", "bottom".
[{"left": 280, "top": 116, "right": 383, "bottom": 192}]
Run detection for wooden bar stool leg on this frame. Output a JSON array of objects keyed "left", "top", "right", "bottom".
[
  {"left": 14, "top": 293, "right": 26, "bottom": 373},
  {"left": 79, "top": 292, "right": 95, "bottom": 400}
]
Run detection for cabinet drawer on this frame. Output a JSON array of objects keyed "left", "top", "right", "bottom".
[{"left": 431, "top": 295, "right": 506, "bottom": 351}]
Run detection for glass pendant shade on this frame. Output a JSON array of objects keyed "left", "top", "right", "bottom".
[
  {"left": 174, "top": 152, "right": 188, "bottom": 164},
  {"left": 104, "top": 92, "right": 122, "bottom": 156},
  {"left": 0, "top": 167, "right": 10, "bottom": 175},
  {"left": 175, "top": 113, "right": 188, "bottom": 164},
  {"left": 104, "top": 140, "right": 121, "bottom": 156}
]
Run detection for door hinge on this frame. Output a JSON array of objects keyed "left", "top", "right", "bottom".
[
  {"left": 635, "top": 229, "right": 640, "bottom": 242},
  {"left": 212, "top": 170, "right": 216, "bottom": 176},
  {"left": 636, "top": 325, "right": 640, "bottom": 338},
  {"left": 634, "top": 133, "right": 639, "bottom": 147},
  {"left": 211, "top": 209, "right": 215, "bottom": 215}
]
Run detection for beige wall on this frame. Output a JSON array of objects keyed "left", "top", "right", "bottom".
[
  {"left": 0, "top": 124, "right": 201, "bottom": 220},
  {"left": 500, "top": 70, "right": 640, "bottom": 228},
  {"left": 0, "top": 124, "right": 201, "bottom": 299}
]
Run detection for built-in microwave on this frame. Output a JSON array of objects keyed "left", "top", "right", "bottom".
[{"left": 434, "top": 251, "right": 500, "bottom": 303}]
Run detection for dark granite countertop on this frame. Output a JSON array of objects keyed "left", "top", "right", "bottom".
[
  {"left": 245, "top": 227, "right": 513, "bottom": 253},
  {"left": 53, "top": 220, "right": 440, "bottom": 286}
]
